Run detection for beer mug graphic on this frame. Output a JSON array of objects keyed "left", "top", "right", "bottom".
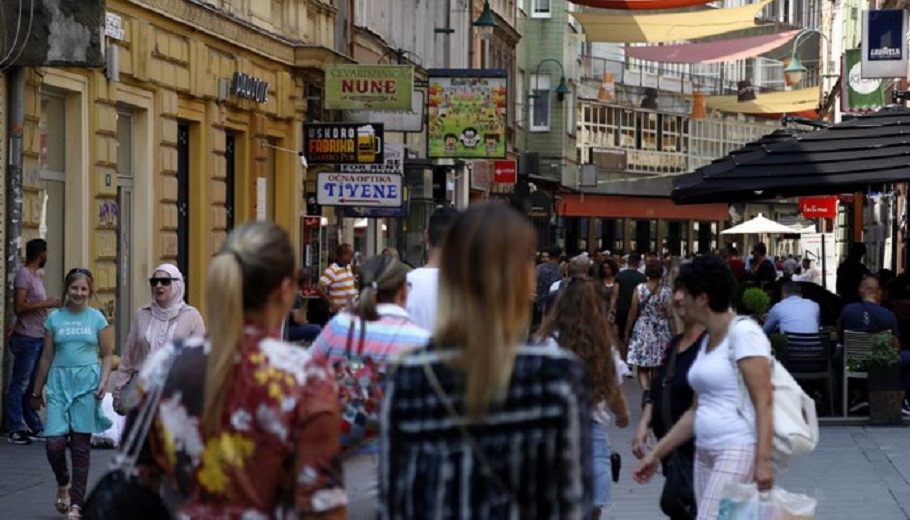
[{"left": 356, "top": 125, "right": 382, "bottom": 163}]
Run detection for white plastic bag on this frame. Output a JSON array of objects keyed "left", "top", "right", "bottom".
[
  {"left": 91, "top": 393, "right": 125, "bottom": 448},
  {"left": 717, "top": 482, "right": 817, "bottom": 520}
]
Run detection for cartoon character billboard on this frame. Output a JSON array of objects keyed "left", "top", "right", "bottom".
[{"left": 426, "top": 69, "right": 508, "bottom": 159}]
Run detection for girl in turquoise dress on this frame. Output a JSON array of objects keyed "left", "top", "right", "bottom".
[{"left": 31, "top": 268, "right": 113, "bottom": 520}]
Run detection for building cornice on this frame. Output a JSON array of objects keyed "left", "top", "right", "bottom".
[{"left": 129, "top": 0, "right": 352, "bottom": 69}]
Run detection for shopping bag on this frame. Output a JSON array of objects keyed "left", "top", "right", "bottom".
[
  {"left": 717, "top": 482, "right": 817, "bottom": 520},
  {"left": 91, "top": 393, "right": 125, "bottom": 448}
]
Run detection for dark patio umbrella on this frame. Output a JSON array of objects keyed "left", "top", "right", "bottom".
[{"left": 673, "top": 106, "right": 910, "bottom": 204}]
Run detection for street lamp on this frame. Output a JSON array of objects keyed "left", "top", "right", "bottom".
[
  {"left": 784, "top": 29, "right": 829, "bottom": 86},
  {"left": 473, "top": 0, "right": 497, "bottom": 40},
  {"left": 532, "top": 59, "right": 571, "bottom": 102}
]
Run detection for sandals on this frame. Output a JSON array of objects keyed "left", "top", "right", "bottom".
[
  {"left": 54, "top": 485, "right": 71, "bottom": 514},
  {"left": 65, "top": 505, "right": 82, "bottom": 519}
]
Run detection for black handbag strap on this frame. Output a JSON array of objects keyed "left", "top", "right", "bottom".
[
  {"left": 344, "top": 315, "right": 368, "bottom": 358},
  {"left": 421, "top": 361, "right": 520, "bottom": 508}
]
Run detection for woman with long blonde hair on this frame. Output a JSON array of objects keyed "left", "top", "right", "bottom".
[
  {"left": 537, "top": 277, "right": 630, "bottom": 519},
  {"left": 125, "top": 222, "right": 346, "bottom": 518},
  {"left": 380, "top": 202, "right": 593, "bottom": 519}
]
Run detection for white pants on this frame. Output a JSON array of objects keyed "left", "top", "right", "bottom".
[{"left": 344, "top": 452, "right": 379, "bottom": 519}]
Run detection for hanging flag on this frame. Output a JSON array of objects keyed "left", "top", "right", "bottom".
[{"left": 842, "top": 49, "right": 889, "bottom": 113}]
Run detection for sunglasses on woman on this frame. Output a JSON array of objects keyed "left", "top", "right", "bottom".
[{"left": 149, "top": 277, "right": 174, "bottom": 287}]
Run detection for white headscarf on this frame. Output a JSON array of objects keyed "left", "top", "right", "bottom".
[{"left": 145, "top": 263, "right": 186, "bottom": 354}]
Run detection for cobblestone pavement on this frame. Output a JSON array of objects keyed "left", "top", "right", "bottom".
[{"left": 1, "top": 382, "right": 908, "bottom": 519}]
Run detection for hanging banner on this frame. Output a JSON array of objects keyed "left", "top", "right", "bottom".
[
  {"left": 842, "top": 49, "right": 889, "bottom": 113},
  {"left": 303, "top": 123, "right": 384, "bottom": 165},
  {"left": 861, "top": 9, "right": 909, "bottom": 78},
  {"left": 427, "top": 69, "right": 508, "bottom": 159},
  {"left": 325, "top": 65, "right": 413, "bottom": 110}
]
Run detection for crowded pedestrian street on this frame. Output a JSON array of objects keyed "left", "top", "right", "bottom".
[{"left": 1, "top": 383, "right": 908, "bottom": 519}]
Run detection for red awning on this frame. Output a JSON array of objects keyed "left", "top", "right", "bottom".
[
  {"left": 570, "top": 0, "right": 713, "bottom": 8},
  {"left": 624, "top": 30, "right": 801, "bottom": 63},
  {"left": 559, "top": 194, "right": 728, "bottom": 221}
]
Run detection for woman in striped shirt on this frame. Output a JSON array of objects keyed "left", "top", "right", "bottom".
[
  {"left": 310, "top": 255, "right": 430, "bottom": 518},
  {"left": 380, "top": 202, "right": 593, "bottom": 519}
]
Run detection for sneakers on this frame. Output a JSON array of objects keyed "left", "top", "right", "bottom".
[
  {"left": 8, "top": 431, "right": 32, "bottom": 445},
  {"left": 901, "top": 399, "right": 910, "bottom": 417},
  {"left": 28, "top": 429, "right": 45, "bottom": 442}
]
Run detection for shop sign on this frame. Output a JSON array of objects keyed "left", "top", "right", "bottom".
[
  {"left": 316, "top": 172, "right": 402, "bottom": 207},
  {"left": 345, "top": 90, "right": 425, "bottom": 132},
  {"left": 105, "top": 12, "right": 125, "bottom": 40},
  {"left": 340, "top": 144, "right": 403, "bottom": 175},
  {"left": 231, "top": 72, "right": 270, "bottom": 103},
  {"left": 799, "top": 196, "right": 837, "bottom": 218},
  {"left": 842, "top": 49, "right": 888, "bottom": 113},
  {"left": 304, "top": 123, "right": 384, "bottom": 165},
  {"left": 862, "top": 9, "right": 909, "bottom": 78},
  {"left": 426, "top": 69, "right": 508, "bottom": 159},
  {"left": 325, "top": 65, "right": 413, "bottom": 110},
  {"left": 493, "top": 159, "right": 517, "bottom": 184}
]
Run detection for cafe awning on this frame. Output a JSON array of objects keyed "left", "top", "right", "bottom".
[
  {"left": 574, "top": 0, "right": 772, "bottom": 43},
  {"left": 703, "top": 87, "right": 820, "bottom": 115},
  {"left": 624, "top": 30, "right": 801, "bottom": 63},
  {"left": 672, "top": 106, "right": 910, "bottom": 204}
]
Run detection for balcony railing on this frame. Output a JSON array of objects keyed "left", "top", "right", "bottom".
[
  {"left": 580, "top": 55, "right": 820, "bottom": 96},
  {"left": 577, "top": 102, "right": 781, "bottom": 176}
]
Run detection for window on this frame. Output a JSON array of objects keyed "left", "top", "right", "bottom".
[
  {"left": 530, "top": 74, "right": 551, "bottom": 132},
  {"left": 532, "top": 0, "right": 551, "bottom": 18}
]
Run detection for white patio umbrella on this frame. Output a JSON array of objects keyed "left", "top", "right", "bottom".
[{"left": 721, "top": 213, "right": 801, "bottom": 235}]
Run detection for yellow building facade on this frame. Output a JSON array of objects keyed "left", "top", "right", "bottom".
[{"left": 20, "top": 0, "right": 346, "bottom": 343}]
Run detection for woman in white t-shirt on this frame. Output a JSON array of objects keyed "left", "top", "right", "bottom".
[{"left": 632, "top": 256, "right": 774, "bottom": 520}]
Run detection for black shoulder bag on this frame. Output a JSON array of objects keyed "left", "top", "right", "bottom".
[
  {"left": 658, "top": 337, "right": 697, "bottom": 520},
  {"left": 83, "top": 349, "right": 180, "bottom": 520}
]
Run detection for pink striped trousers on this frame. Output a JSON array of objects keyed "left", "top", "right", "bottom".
[{"left": 694, "top": 444, "right": 755, "bottom": 520}]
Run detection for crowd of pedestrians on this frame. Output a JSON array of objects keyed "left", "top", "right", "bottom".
[{"left": 19, "top": 204, "right": 910, "bottom": 519}]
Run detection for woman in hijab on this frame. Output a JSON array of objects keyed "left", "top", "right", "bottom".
[{"left": 111, "top": 264, "right": 205, "bottom": 414}]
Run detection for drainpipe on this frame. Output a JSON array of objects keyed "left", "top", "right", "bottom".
[
  {"left": 7, "top": 66, "right": 24, "bottom": 303},
  {"left": 467, "top": 0, "right": 474, "bottom": 68}
]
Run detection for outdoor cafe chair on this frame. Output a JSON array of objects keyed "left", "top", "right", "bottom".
[{"left": 784, "top": 331, "right": 834, "bottom": 416}]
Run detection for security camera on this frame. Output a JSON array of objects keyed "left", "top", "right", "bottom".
[{"left": 298, "top": 152, "right": 308, "bottom": 168}]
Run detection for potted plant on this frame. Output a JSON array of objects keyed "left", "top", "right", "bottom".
[
  {"left": 848, "top": 334, "right": 903, "bottom": 425},
  {"left": 741, "top": 287, "right": 771, "bottom": 322}
]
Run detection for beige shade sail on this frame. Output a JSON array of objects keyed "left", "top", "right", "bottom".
[
  {"left": 704, "top": 87, "right": 819, "bottom": 114},
  {"left": 575, "top": 0, "right": 772, "bottom": 43}
]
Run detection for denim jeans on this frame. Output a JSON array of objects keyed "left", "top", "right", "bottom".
[
  {"left": 6, "top": 332, "right": 45, "bottom": 432},
  {"left": 591, "top": 421, "right": 612, "bottom": 510}
]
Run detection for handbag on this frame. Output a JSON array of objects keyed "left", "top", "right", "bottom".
[
  {"left": 658, "top": 337, "right": 697, "bottom": 520},
  {"left": 83, "top": 348, "right": 179, "bottom": 519},
  {"left": 333, "top": 316, "right": 385, "bottom": 450},
  {"left": 727, "top": 317, "right": 819, "bottom": 468}
]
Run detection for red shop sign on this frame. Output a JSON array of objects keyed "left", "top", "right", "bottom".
[
  {"left": 493, "top": 160, "right": 517, "bottom": 185},
  {"left": 799, "top": 196, "right": 837, "bottom": 218}
]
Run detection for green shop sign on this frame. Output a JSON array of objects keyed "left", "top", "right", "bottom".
[{"left": 325, "top": 65, "right": 413, "bottom": 110}]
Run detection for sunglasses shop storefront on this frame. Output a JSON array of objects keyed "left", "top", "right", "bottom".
[{"left": 14, "top": 2, "right": 342, "bottom": 352}]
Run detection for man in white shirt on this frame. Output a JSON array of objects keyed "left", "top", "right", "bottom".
[
  {"left": 762, "top": 281, "right": 820, "bottom": 335},
  {"left": 406, "top": 207, "right": 458, "bottom": 332},
  {"left": 792, "top": 258, "right": 820, "bottom": 285}
]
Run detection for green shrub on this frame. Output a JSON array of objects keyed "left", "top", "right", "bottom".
[
  {"left": 846, "top": 333, "right": 899, "bottom": 372},
  {"left": 741, "top": 287, "right": 771, "bottom": 316}
]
